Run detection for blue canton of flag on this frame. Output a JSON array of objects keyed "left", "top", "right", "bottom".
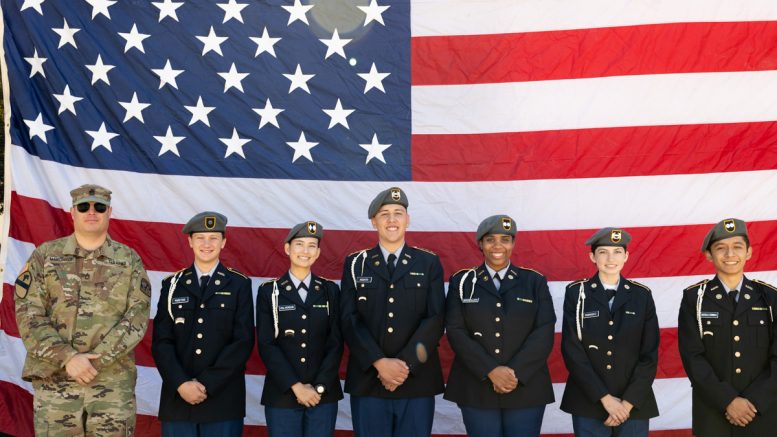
[{"left": 4, "top": 0, "right": 411, "bottom": 181}]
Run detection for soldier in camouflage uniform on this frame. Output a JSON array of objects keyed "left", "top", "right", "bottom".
[{"left": 14, "top": 184, "right": 151, "bottom": 436}]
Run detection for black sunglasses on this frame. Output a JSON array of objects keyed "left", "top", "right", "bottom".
[{"left": 76, "top": 202, "right": 108, "bottom": 213}]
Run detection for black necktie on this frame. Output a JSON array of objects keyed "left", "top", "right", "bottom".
[
  {"left": 387, "top": 253, "right": 397, "bottom": 278},
  {"left": 604, "top": 289, "right": 615, "bottom": 302},
  {"left": 494, "top": 273, "right": 502, "bottom": 291},
  {"left": 298, "top": 282, "right": 308, "bottom": 302},
  {"left": 729, "top": 289, "right": 738, "bottom": 307},
  {"left": 200, "top": 275, "right": 210, "bottom": 293}
]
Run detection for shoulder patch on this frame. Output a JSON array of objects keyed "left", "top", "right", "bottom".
[
  {"left": 227, "top": 267, "right": 248, "bottom": 279},
  {"left": 15, "top": 263, "right": 32, "bottom": 299},
  {"left": 567, "top": 278, "right": 589, "bottom": 288},
  {"left": 684, "top": 279, "right": 709, "bottom": 291},
  {"left": 626, "top": 279, "right": 651, "bottom": 292},
  {"left": 348, "top": 248, "right": 370, "bottom": 257},
  {"left": 518, "top": 266, "right": 544, "bottom": 277},
  {"left": 753, "top": 279, "right": 777, "bottom": 293},
  {"left": 412, "top": 246, "right": 437, "bottom": 256}
]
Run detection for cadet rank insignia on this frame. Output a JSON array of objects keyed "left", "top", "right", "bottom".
[
  {"left": 724, "top": 219, "right": 736, "bottom": 232},
  {"left": 502, "top": 217, "right": 512, "bottom": 231},
  {"left": 611, "top": 229, "right": 622, "bottom": 243},
  {"left": 204, "top": 215, "right": 217, "bottom": 229}
]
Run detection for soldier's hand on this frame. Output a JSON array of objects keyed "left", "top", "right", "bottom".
[
  {"left": 65, "top": 353, "right": 101, "bottom": 385},
  {"left": 487, "top": 366, "right": 518, "bottom": 393},
  {"left": 725, "top": 397, "right": 757, "bottom": 426},
  {"left": 291, "top": 383, "right": 321, "bottom": 407},
  {"left": 373, "top": 358, "right": 410, "bottom": 387},
  {"left": 178, "top": 381, "right": 207, "bottom": 405},
  {"left": 600, "top": 394, "right": 629, "bottom": 425}
]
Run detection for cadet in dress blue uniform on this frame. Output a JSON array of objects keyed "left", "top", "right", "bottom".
[
  {"left": 256, "top": 221, "right": 344, "bottom": 437},
  {"left": 340, "top": 187, "right": 445, "bottom": 437},
  {"left": 151, "top": 212, "right": 255, "bottom": 436},
  {"left": 560, "top": 228, "right": 659, "bottom": 437},
  {"left": 678, "top": 219, "right": 777, "bottom": 437},
  {"left": 445, "top": 215, "right": 556, "bottom": 437}
]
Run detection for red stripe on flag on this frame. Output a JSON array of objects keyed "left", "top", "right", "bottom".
[
  {"left": 10, "top": 193, "right": 777, "bottom": 282},
  {"left": 411, "top": 122, "right": 777, "bottom": 181},
  {"left": 412, "top": 21, "right": 777, "bottom": 86}
]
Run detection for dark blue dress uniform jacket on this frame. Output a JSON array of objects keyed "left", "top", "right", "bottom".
[
  {"left": 151, "top": 263, "right": 255, "bottom": 422},
  {"left": 340, "top": 245, "right": 445, "bottom": 398},
  {"left": 560, "top": 275, "right": 659, "bottom": 420},
  {"left": 256, "top": 272, "right": 344, "bottom": 407},
  {"left": 444, "top": 264, "right": 556, "bottom": 408},
  {"left": 678, "top": 275, "right": 777, "bottom": 437}
]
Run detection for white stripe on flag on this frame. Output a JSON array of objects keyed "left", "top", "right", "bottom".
[
  {"left": 411, "top": 0, "right": 777, "bottom": 36},
  {"left": 412, "top": 71, "right": 777, "bottom": 135},
  {"left": 11, "top": 146, "right": 777, "bottom": 232}
]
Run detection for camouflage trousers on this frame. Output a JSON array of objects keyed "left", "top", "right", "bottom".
[{"left": 32, "top": 377, "right": 136, "bottom": 436}]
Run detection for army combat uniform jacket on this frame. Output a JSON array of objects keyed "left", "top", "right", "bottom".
[
  {"left": 560, "top": 275, "right": 659, "bottom": 420},
  {"left": 151, "top": 263, "right": 254, "bottom": 423},
  {"left": 256, "top": 273, "right": 344, "bottom": 407},
  {"left": 678, "top": 276, "right": 777, "bottom": 437},
  {"left": 15, "top": 234, "right": 151, "bottom": 381},
  {"left": 444, "top": 264, "right": 556, "bottom": 409},
  {"left": 340, "top": 245, "right": 445, "bottom": 398}
]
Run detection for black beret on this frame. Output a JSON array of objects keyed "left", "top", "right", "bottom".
[
  {"left": 701, "top": 218, "right": 748, "bottom": 252},
  {"left": 285, "top": 221, "right": 324, "bottom": 243},
  {"left": 368, "top": 187, "right": 408, "bottom": 218}
]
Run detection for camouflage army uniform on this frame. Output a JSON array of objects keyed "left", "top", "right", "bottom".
[{"left": 15, "top": 234, "right": 151, "bottom": 436}]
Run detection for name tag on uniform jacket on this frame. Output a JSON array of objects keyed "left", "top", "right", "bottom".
[
  {"left": 701, "top": 311, "right": 719, "bottom": 318},
  {"left": 461, "top": 298, "right": 479, "bottom": 304},
  {"left": 583, "top": 311, "right": 599, "bottom": 319},
  {"left": 356, "top": 276, "right": 372, "bottom": 284},
  {"left": 172, "top": 297, "right": 189, "bottom": 304},
  {"left": 279, "top": 304, "right": 296, "bottom": 312}
]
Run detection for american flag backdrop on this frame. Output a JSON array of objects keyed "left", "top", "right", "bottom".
[{"left": 3, "top": 0, "right": 777, "bottom": 435}]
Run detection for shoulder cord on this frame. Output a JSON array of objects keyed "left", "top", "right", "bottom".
[
  {"left": 350, "top": 250, "right": 368, "bottom": 291},
  {"left": 695, "top": 283, "right": 707, "bottom": 339},
  {"left": 271, "top": 280, "right": 280, "bottom": 339},
  {"left": 576, "top": 282, "right": 586, "bottom": 341},
  {"left": 166, "top": 270, "right": 185, "bottom": 321},
  {"left": 458, "top": 269, "right": 477, "bottom": 301}
]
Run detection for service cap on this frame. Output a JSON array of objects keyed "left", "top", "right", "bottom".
[
  {"left": 70, "top": 184, "right": 111, "bottom": 206},
  {"left": 182, "top": 211, "right": 228, "bottom": 234},
  {"left": 585, "top": 227, "right": 631, "bottom": 249},
  {"left": 285, "top": 221, "right": 324, "bottom": 243},
  {"left": 701, "top": 218, "right": 748, "bottom": 252},
  {"left": 368, "top": 187, "right": 408, "bottom": 218},
  {"left": 476, "top": 215, "right": 516, "bottom": 242}
]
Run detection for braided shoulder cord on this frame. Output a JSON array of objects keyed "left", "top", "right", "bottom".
[
  {"left": 350, "top": 250, "right": 367, "bottom": 290},
  {"left": 458, "top": 269, "right": 477, "bottom": 301},
  {"left": 575, "top": 282, "right": 586, "bottom": 341},
  {"left": 271, "top": 280, "right": 280, "bottom": 339},
  {"left": 166, "top": 270, "right": 185, "bottom": 322},
  {"left": 696, "top": 283, "right": 707, "bottom": 339}
]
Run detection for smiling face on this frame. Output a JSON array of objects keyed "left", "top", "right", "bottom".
[
  {"left": 479, "top": 234, "right": 514, "bottom": 271},
  {"left": 285, "top": 237, "right": 321, "bottom": 270},
  {"left": 589, "top": 246, "right": 629, "bottom": 278},
  {"left": 70, "top": 202, "right": 112, "bottom": 238},
  {"left": 188, "top": 232, "right": 226, "bottom": 267},
  {"left": 371, "top": 204, "right": 409, "bottom": 249},
  {"left": 705, "top": 236, "right": 751, "bottom": 277}
]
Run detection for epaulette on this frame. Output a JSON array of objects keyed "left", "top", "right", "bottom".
[
  {"left": 684, "top": 279, "right": 709, "bottom": 291},
  {"left": 412, "top": 246, "right": 437, "bottom": 256},
  {"left": 317, "top": 276, "right": 338, "bottom": 284},
  {"left": 567, "top": 278, "right": 589, "bottom": 287},
  {"left": 453, "top": 267, "right": 478, "bottom": 277},
  {"left": 626, "top": 279, "right": 651, "bottom": 292},
  {"left": 518, "top": 265, "right": 544, "bottom": 277},
  {"left": 260, "top": 278, "right": 279, "bottom": 286},
  {"left": 348, "top": 248, "right": 370, "bottom": 257},
  {"left": 753, "top": 279, "right": 777, "bottom": 293},
  {"left": 164, "top": 268, "right": 186, "bottom": 281},
  {"left": 227, "top": 267, "right": 248, "bottom": 279}
]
